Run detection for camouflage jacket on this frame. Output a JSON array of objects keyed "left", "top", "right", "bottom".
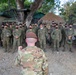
[
  {"left": 38, "top": 28, "right": 47, "bottom": 40},
  {"left": 1, "top": 28, "right": 11, "bottom": 38},
  {"left": 51, "top": 29, "right": 62, "bottom": 41},
  {"left": 13, "top": 29, "right": 21, "bottom": 38},
  {"left": 15, "top": 46, "right": 48, "bottom": 75}
]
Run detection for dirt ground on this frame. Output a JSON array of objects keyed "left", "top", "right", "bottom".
[{"left": 0, "top": 45, "right": 76, "bottom": 75}]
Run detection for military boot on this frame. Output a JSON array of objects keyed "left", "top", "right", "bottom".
[{"left": 69, "top": 48, "right": 73, "bottom": 52}]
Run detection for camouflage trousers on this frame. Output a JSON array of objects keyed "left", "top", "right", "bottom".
[
  {"left": 13, "top": 38, "right": 20, "bottom": 51},
  {"left": 67, "top": 40, "right": 73, "bottom": 51},
  {"left": 39, "top": 39, "right": 46, "bottom": 50},
  {"left": 3, "top": 37, "right": 10, "bottom": 52},
  {"left": 53, "top": 39, "right": 60, "bottom": 50}
]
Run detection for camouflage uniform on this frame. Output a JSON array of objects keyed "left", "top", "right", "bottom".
[
  {"left": 21, "top": 25, "right": 26, "bottom": 44},
  {"left": 59, "top": 24, "right": 66, "bottom": 51},
  {"left": 13, "top": 28, "right": 21, "bottom": 52},
  {"left": 19, "top": 25, "right": 23, "bottom": 45},
  {"left": 66, "top": 27, "right": 74, "bottom": 52},
  {"left": 9, "top": 25, "right": 13, "bottom": 47},
  {"left": 51, "top": 27, "right": 62, "bottom": 51},
  {"left": 38, "top": 28, "right": 47, "bottom": 51},
  {"left": 33, "top": 24, "right": 38, "bottom": 35},
  {"left": 1, "top": 26, "right": 11, "bottom": 52},
  {"left": 15, "top": 46, "right": 48, "bottom": 75}
]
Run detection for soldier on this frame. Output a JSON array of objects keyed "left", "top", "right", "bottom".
[
  {"left": 38, "top": 24, "right": 47, "bottom": 51},
  {"left": 9, "top": 24, "right": 13, "bottom": 47},
  {"left": 0, "top": 27, "right": 2, "bottom": 47},
  {"left": 13, "top": 25, "right": 21, "bottom": 53},
  {"left": 59, "top": 23, "right": 66, "bottom": 51},
  {"left": 22, "top": 24, "right": 26, "bottom": 44},
  {"left": 19, "top": 24, "right": 23, "bottom": 45},
  {"left": 51, "top": 25, "right": 62, "bottom": 51},
  {"left": 50, "top": 22, "right": 56, "bottom": 44},
  {"left": 15, "top": 32, "right": 48, "bottom": 75},
  {"left": 1, "top": 25, "right": 11, "bottom": 52},
  {"left": 33, "top": 23, "right": 38, "bottom": 35},
  {"left": 66, "top": 24, "right": 74, "bottom": 52},
  {"left": 23, "top": 23, "right": 27, "bottom": 33}
]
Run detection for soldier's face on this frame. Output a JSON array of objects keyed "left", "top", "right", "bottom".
[
  {"left": 40, "top": 25, "right": 43, "bottom": 29},
  {"left": 4, "top": 26, "right": 7, "bottom": 29},
  {"left": 10, "top": 25, "right": 12, "bottom": 28}
]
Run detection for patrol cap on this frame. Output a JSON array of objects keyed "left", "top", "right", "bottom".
[{"left": 26, "top": 32, "right": 37, "bottom": 39}]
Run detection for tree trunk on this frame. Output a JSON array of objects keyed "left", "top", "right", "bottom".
[
  {"left": 15, "top": 0, "right": 25, "bottom": 23},
  {"left": 15, "top": 0, "right": 43, "bottom": 26},
  {"left": 25, "top": 0, "right": 43, "bottom": 27}
]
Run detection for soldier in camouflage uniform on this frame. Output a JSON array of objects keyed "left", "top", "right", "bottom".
[
  {"left": 51, "top": 25, "right": 62, "bottom": 51},
  {"left": 66, "top": 24, "right": 74, "bottom": 52},
  {"left": 19, "top": 25, "right": 23, "bottom": 45},
  {"left": 59, "top": 23, "right": 66, "bottom": 51},
  {"left": 9, "top": 24, "right": 13, "bottom": 47},
  {"left": 22, "top": 24, "right": 26, "bottom": 44},
  {"left": 1, "top": 25, "right": 11, "bottom": 52},
  {"left": 15, "top": 32, "right": 48, "bottom": 75},
  {"left": 13, "top": 26, "right": 21, "bottom": 53},
  {"left": 38, "top": 24, "right": 47, "bottom": 51},
  {"left": 33, "top": 24, "right": 38, "bottom": 35}
]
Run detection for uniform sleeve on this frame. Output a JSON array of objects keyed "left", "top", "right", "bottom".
[
  {"left": 13, "top": 30, "right": 15, "bottom": 37},
  {"left": 38, "top": 30, "right": 40, "bottom": 40},
  {"left": 18, "top": 30, "right": 21, "bottom": 38},
  {"left": 42, "top": 52, "right": 48, "bottom": 75},
  {"left": 51, "top": 30, "right": 55, "bottom": 39},
  {"left": 14, "top": 49, "right": 23, "bottom": 66},
  {"left": 42, "top": 53, "right": 48, "bottom": 70},
  {"left": 1, "top": 30, "right": 3, "bottom": 40},
  {"left": 59, "top": 30, "right": 62, "bottom": 41}
]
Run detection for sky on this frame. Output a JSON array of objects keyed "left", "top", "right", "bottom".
[
  {"left": 56, "top": 0, "right": 76, "bottom": 15},
  {"left": 60, "top": 0, "right": 76, "bottom": 6}
]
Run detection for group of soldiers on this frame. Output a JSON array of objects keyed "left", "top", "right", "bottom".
[
  {"left": 50, "top": 22, "right": 74, "bottom": 52},
  {"left": 0, "top": 22, "right": 27, "bottom": 53},
  {"left": 0, "top": 21, "right": 75, "bottom": 53}
]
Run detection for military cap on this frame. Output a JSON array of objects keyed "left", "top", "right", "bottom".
[{"left": 26, "top": 32, "right": 37, "bottom": 39}]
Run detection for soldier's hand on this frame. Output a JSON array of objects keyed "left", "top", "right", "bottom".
[{"left": 18, "top": 46, "right": 23, "bottom": 50}]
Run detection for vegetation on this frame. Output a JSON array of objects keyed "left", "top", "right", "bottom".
[{"left": 60, "top": 1, "right": 76, "bottom": 24}]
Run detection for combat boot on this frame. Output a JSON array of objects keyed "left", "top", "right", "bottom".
[
  {"left": 69, "top": 48, "right": 73, "bottom": 52},
  {"left": 56, "top": 48, "right": 59, "bottom": 52},
  {"left": 4, "top": 49, "right": 7, "bottom": 52},
  {"left": 62, "top": 45, "right": 65, "bottom": 52}
]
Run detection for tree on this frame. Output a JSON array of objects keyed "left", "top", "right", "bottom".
[
  {"left": 60, "top": 1, "right": 76, "bottom": 24},
  {"left": 38, "top": 0, "right": 55, "bottom": 14},
  {"left": 0, "top": 0, "right": 55, "bottom": 27}
]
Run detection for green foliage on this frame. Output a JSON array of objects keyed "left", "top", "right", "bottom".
[
  {"left": 60, "top": 2, "right": 76, "bottom": 24},
  {"left": 38, "top": 0, "right": 55, "bottom": 14},
  {"left": 0, "top": 3, "right": 8, "bottom": 11},
  {"left": 0, "top": 0, "right": 16, "bottom": 11},
  {"left": 0, "top": 0, "right": 56, "bottom": 14},
  {"left": 24, "top": 0, "right": 33, "bottom": 8}
]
